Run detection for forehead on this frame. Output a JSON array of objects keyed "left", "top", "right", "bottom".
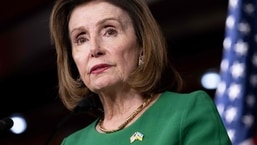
[{"left": 69, "top": 1, "right": 131, "bottom": 28}]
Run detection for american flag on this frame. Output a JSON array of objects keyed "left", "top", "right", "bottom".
[{"left": 214, "top": 0, "right": 257, "bottom": 144}]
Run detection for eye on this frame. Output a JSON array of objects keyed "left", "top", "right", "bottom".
[
  {"left": 76, "top": 35, "right": 88, "bottom": 45},
  {"left": 105, "top": 28, "right": 117, "bottom": 37}
]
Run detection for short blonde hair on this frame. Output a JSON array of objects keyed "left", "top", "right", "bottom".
[{"left": 49, "top": 0, "right": 183, "bottom": 110}]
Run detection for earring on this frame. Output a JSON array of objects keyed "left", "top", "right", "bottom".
[
  {"left": 77, "top": 77, "right": 85, "bottom": 88},
  {"left": 138, "top": 55, "right": 144, "bottom": 66}
]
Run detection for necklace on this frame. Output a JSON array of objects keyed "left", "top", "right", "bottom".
[{"left": 98, "top": 95, "right": 153, "bottom": 133}]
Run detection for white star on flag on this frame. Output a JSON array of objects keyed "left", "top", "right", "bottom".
[{"left": 214, "top": 0, "right": 257, "bottom": 144}]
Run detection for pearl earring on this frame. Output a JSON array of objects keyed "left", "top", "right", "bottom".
[
  {"left": 138, "top": 55, "right": 144, "bottom": 66},
  {"left": 77, "top": 77, "right": 85, "bottom": 88}
]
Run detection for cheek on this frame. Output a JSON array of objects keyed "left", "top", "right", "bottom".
[
  {"left": 117, "top": 48, "right": 139, "bottom": 73},
  {"left": 124, "top": 43, "right": 140, "bottom": 66},
  {"left": 72, "top": 52, "right": 88, "bottom": 76}
]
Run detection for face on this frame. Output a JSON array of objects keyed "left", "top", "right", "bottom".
[{"left": 69, "top": 1, "right": 140, "bottom": 92}]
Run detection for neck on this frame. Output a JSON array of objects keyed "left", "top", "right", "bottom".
[{"left": 97, "top": 95, "right": 154, "bottom": 133}]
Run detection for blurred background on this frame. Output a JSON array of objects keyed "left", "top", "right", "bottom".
[{"left": 0, "top": 0, "right": 229, "bottom": 144}]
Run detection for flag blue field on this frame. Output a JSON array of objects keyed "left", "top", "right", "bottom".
[{"left": 214, "top": 0, "right": 257, "bottom": 144}]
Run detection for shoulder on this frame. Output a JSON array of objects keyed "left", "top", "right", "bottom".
[
  {"left": 155, "top": 90, "right": 215, "bottom": 112},
  {"left": 163, "top": 90, "right": 210, "bottom": 97},
  {"left": 61, "top": 120, "right": 98, "bottom": 144},
  {"left": 161, "top": 90, "right": 212, "bottom": 104}
]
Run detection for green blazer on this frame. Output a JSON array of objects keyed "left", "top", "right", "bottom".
[{"left": 61, "top": 90, "right": 232, "bottom": 145}]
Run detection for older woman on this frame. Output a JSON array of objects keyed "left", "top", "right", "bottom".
[{"left": 49, "top": 0, "right": 232, "bottom": 144}]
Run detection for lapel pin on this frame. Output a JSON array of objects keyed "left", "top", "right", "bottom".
[{"left": 130, "top": 131, "right": 144, "bottom": 143}]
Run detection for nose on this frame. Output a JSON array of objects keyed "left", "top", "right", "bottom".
[
  {"left": 90, "top": 50, "right": 103, "bottom": 57},
  {"left": 90, "top": 37, "right": 104, "bottom": 57}
]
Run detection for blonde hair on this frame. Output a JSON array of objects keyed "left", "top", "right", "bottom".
[{"left": 49, "top": 0, "right": 183, "bottom": 110}]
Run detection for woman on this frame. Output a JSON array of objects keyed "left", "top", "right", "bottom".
[{"left": 49, "top": 0, "right": 232, "bottom": 144}]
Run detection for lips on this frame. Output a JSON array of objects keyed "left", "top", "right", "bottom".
[{"left": 90, "top": 64, "right": 111, "bottom": 74}]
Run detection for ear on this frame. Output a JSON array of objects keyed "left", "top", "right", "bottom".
[{"left": 140, "top": 50, "right": 143, "bottom": 56}]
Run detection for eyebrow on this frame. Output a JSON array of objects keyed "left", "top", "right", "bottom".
[{"left": 70, "top": 17, "right": 121, "bottom": 36}]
